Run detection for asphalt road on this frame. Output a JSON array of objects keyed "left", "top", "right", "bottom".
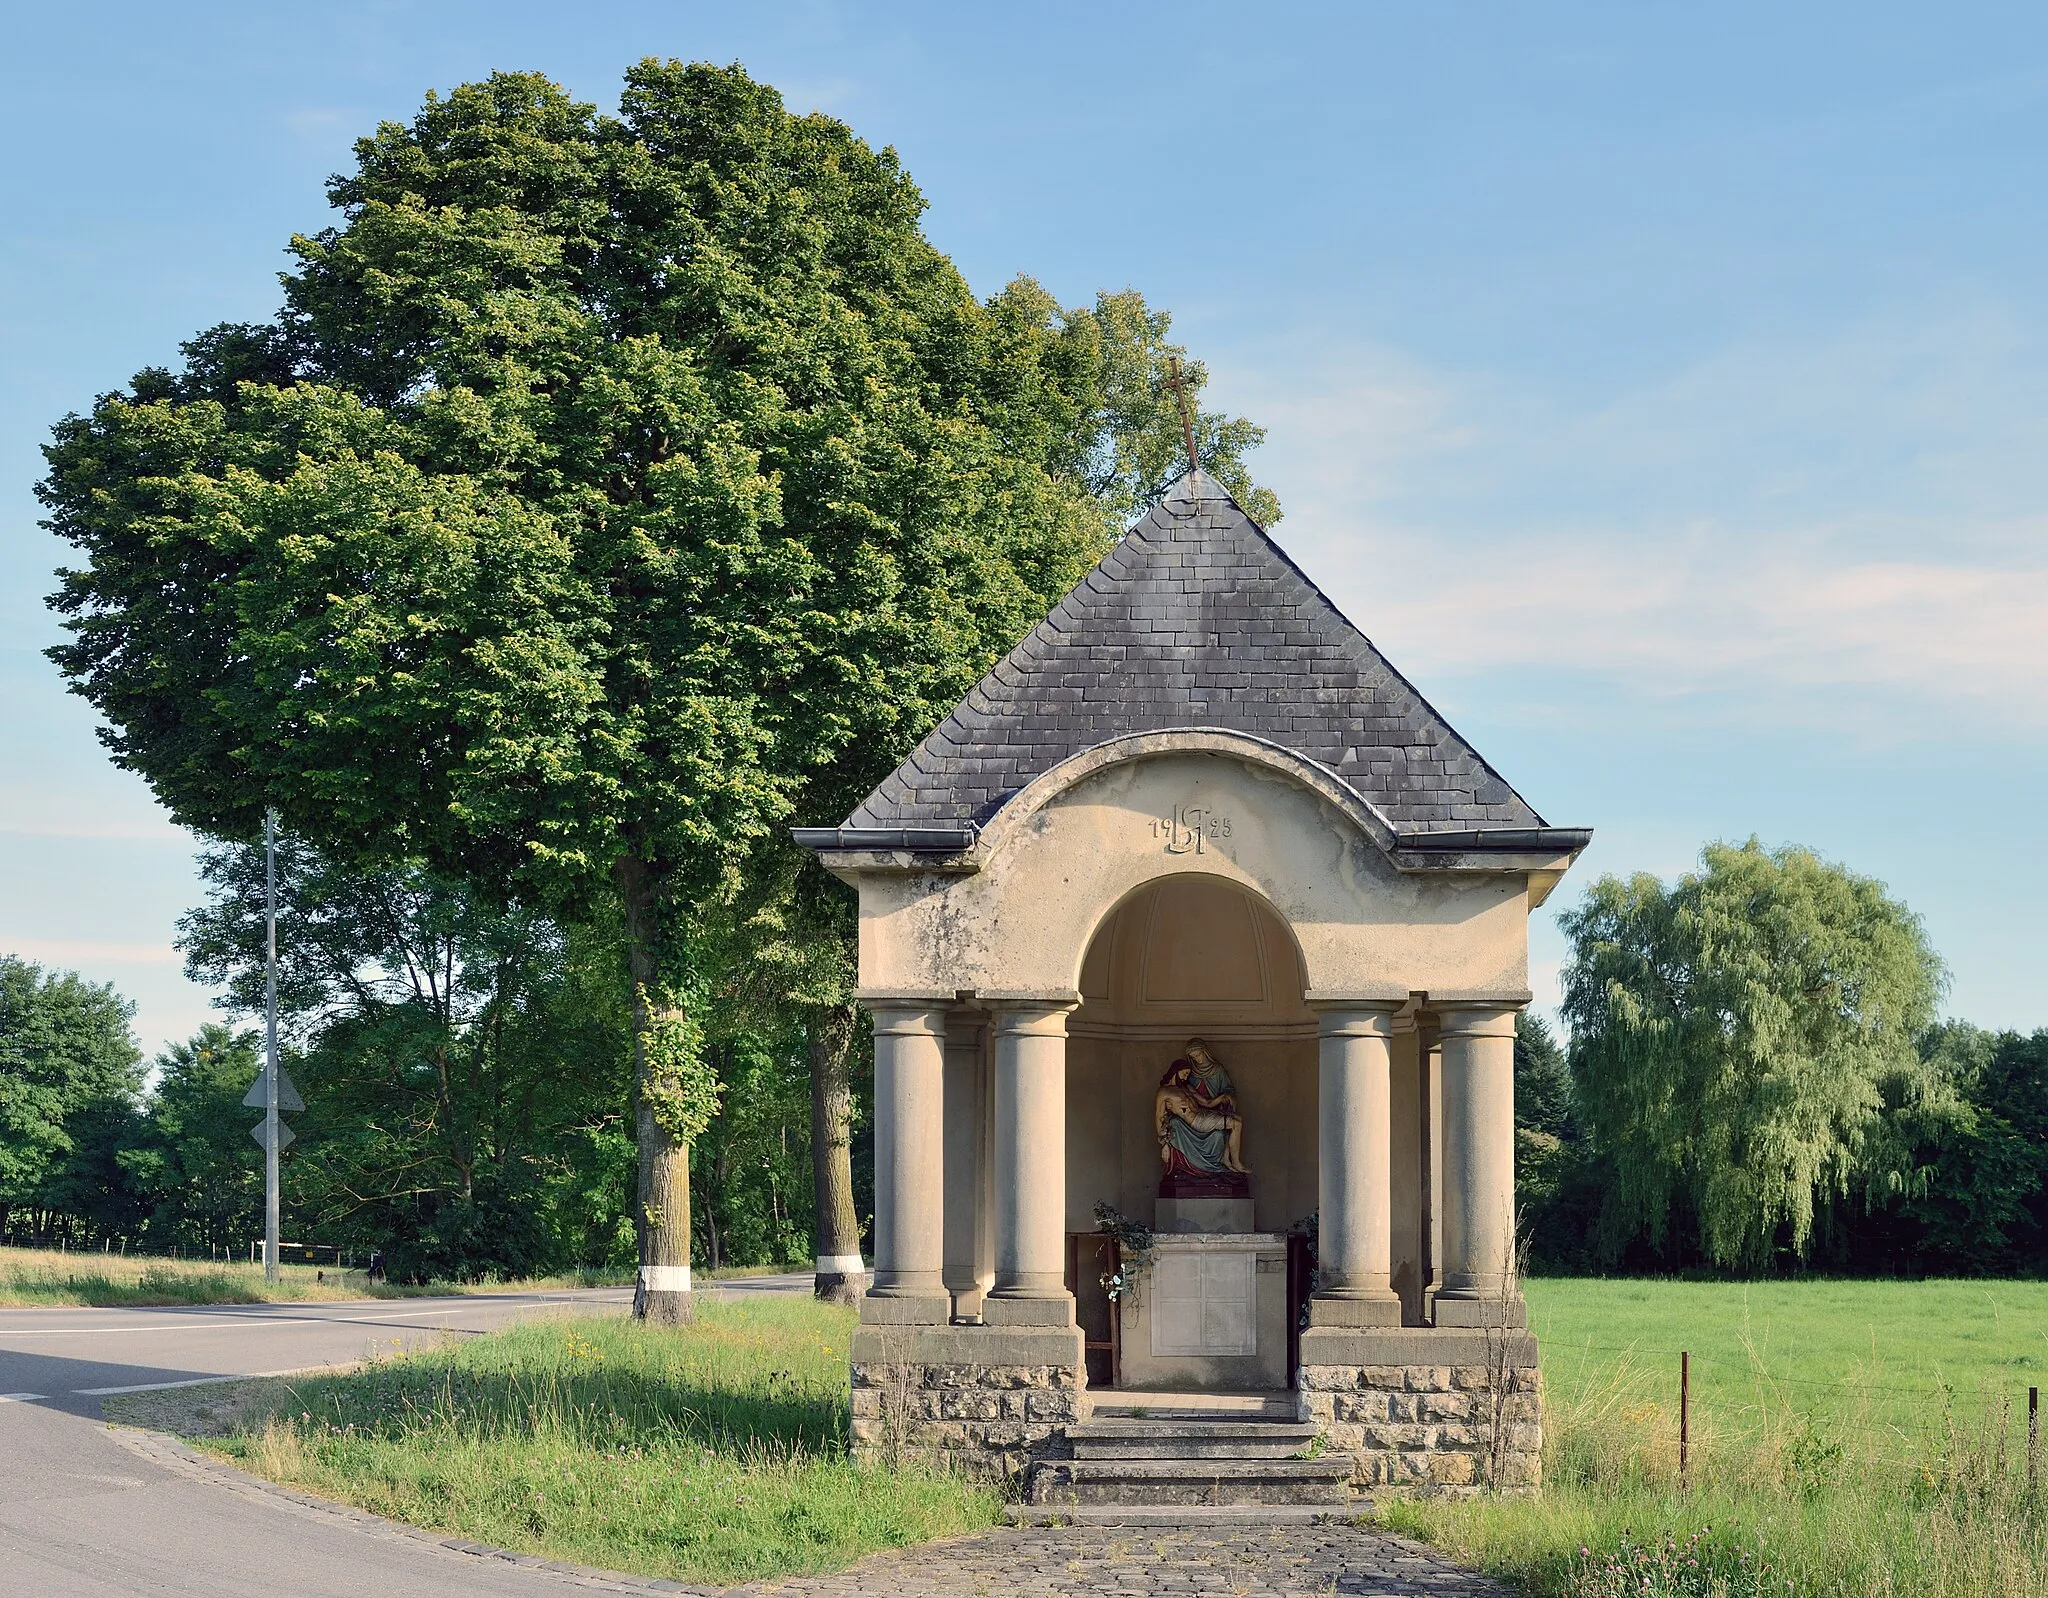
[
  {"left": 0, "top": 1276, "right": 813, "bottom": 1596},
  {"left": 0, "top": 1288, "right": 637, "bottom": 1416}
]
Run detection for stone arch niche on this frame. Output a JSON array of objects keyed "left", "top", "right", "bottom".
[
  {"left": 1066, "top": 874, "right": 1316, "bottom": 1239},
  {"left": 1064, "top": 873, "right": 1316, "bottom": 1393}
]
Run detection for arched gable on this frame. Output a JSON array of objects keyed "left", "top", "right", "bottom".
[{"left": 849, "top": 734, "right": 1533, "bottom": 1003}]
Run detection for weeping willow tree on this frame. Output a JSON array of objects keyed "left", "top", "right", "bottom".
[{"left": 1560, "top": 839, "right": 1947, "bottom": 1271}]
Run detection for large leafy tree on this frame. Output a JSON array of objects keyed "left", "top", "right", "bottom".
[
  {"left": 0, "top": 956, "right": 143, "bottom": 1243},
  {"left": 41, "top": 61, "right": 1280, "bottom": 1319},
  {"left": 1511, "top": 1012, "right": 1580, "bottom": 1247},
  {"left": 1559, "top": 839, "right": 1946, "bottom": 1270},
  {"left": 38, "top": 63, "right": 1099, "bottom": 1320}
]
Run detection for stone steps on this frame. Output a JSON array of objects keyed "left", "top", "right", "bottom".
[
  {"left": 1090, "top": 1388, "right": 1298, "bottom": 1418},
  {"left": 1004, "top": 1502, "right": 1364, "bottom": 1526},
  {"left": 1028, "top": 1457, "right": 1356, "bottom": 1505},
  {"left": 1069, "top": 1419, "right": 1320, "bottom": 1460},
  {"left": 1025, "top": 1412, "right": 1363, "bottom": 1511}
]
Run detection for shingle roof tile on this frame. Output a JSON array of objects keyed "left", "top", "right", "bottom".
[{"left": 845, "top": 471, "right": 1547, "bottom": 832}]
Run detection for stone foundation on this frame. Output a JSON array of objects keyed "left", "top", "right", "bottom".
[
  {"left": 1297, "top": 1327, "right": 1542, "bottom": 1495},
  {"left": 849, "top": 1324, "right": 1087, "bottom": 1478},
  {"left": 848, "top": 1322, "right": 1539, "bottom": 1495}
]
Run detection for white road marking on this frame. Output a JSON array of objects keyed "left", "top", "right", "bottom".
[
  {"left": 0, "top": 1304, "right": 561, "bottom": 1338},
  {"left": 1, "top": 1391, "right": 48, "bottom": 1401},
  {"left": 74, "top": 1368, "right": 319, "bottom": 1396}
]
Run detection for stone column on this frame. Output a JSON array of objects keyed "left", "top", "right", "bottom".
[
  {"left": 1309, "top": 1002, "right": 1404, "bottom": 1326},
  {"left": 942, "top": 1011, "right": 991, "bottom": 1320},
  {"left": 1421, "top": 1018, "right": 1441, "bottom": 1306},
  {"left": 1434, "top": 1002, "right": 1523, "bottom": 1326},
  {"left": 984, "top": 1000, "right": 1076, "bottom": 1327},
  {"left": 864, "top": 1001, "right": 950, "bottom": 1323},
  {"left": 1388, "top": 1017, "right": 1425, "bottom": 1325}
]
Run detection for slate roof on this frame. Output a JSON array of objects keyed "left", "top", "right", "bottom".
[{"left": 844, "top": 471, "right": 1549, "bottom": 834}]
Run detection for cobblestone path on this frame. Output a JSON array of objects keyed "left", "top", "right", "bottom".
[{"left": 738, "top": 1523, "right": 1507, "bottom": 1598}]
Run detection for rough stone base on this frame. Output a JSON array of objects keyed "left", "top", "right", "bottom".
[
  {"left": 847, "top": 1322, "right": 1539, "bottom": 1495},
  {"left": 850, "top": 1323, "right": 1088, "bottom": 1478},
  {"left": 1298, "top": 1327, "right": 1542, "bottom": 1496}
]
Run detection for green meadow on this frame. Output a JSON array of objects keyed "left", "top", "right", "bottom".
[{"left": 1385, "top": 1277, "right": 2048, "bottom": 1598}]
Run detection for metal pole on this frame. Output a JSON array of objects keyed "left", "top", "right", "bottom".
[
  {"left": 1679, "top": 1351, "right": 1690, "bottom": 1489},
  {"left": 263, "top": 808, "right": 280, "bottom": 1285}
]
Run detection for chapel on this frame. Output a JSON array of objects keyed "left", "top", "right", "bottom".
[{"left": 795, "top": 469, "right": 1588, "bottom": 1501}]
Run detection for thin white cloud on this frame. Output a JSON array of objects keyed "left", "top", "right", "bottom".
[
  {"left": 0, "top": 820, "right": 190, "bottom": 841},
  {"left": 1527, "top": 954, "right": 1565, "bottom": 1028},
  {"left": 2, "top": 938, "right": 182, "bottom": 968},
  {"left": 1224, "top": 305, "right": 2048, "bottom": 736},
  {"left": 282, "top": 106, "right": 369, "bottom": 141},
  {"left": 773, "top": 75, "right": 866, "bottom": 116},
  {"left": 1375, "top": 538, "right": 2048, "bottom": 707}
]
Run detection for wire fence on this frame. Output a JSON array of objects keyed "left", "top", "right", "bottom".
[
  {"left": 1539, "top": 1334, "right": 2047, "bottom": 1494},
  {"left": 1547, "top": 1338, "right": 2021, "bottom": 1398},
  {"left": 0, "top": 1236, "right": 356, "bottom": 1270}
]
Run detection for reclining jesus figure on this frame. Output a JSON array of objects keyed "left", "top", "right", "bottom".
[{"left": 1154, "top": 1037, "right": 1249, "bottom": 1181}]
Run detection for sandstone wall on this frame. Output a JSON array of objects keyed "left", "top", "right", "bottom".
[
  {"left": 849, "top": 1356, "right": 1086, "bottom": 1477},
  {"left": 1299, "top": 1358, "right": 1542, "bottom": 1495}
]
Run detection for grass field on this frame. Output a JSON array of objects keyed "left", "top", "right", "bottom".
[
  {"left": 172, "top": 1297, "right": 994, "bottom": 1585},
  {"left": 1383, "top": 1277, "right": 2048, "bottom": 1598},
  {"left": 0, "top": 1245, "right": 633, "bottom": 1306},
  {"left": 112, "top": 1275, "right": 2048, "bottom": 1592}
]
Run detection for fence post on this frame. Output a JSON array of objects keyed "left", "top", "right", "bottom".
[
  {"left": 2030, "top": 1387, "right": 2039, "bottom": 1495},
  {"left": 1680, "top": 1351, "right": 1691, "bottom": 1490}
]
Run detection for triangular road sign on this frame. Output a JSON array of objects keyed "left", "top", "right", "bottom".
[{"left": 242, "top": 1068, "right": 305, "bottom": 1115}]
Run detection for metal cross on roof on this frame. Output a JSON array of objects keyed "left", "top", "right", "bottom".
[{"left": 1163, "top": 354, "right": 1200, "bottom": 477}]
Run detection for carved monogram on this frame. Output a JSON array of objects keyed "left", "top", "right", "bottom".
[{"left": 1151, "top": 803, "right": 1232, "bottom": 854}]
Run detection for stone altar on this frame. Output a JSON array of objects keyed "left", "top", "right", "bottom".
[{"left": 1117, "top": 1232, "right": 1291, "bottom": 1390}]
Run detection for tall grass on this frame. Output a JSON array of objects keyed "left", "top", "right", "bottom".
[
  {"left": 0, "top": 1246, "right": 366, "bottom": 1305},
  {"left": 204, "top": 1298, "right": 996, "bottom": 1584},
  {"left": 0, "top": 1244, "right": 629, "bottom": 1306},
  {"left": 1385, "top": 1281, "right": 2048, "bottom": 1598}
]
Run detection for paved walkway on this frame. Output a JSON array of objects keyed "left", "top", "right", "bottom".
[{"left": 742, "top": 1524, "right": 1506, "bottom": 1597}]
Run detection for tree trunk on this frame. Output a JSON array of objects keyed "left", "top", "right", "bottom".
[
  {"left": 707, "top": 1144, "right": 727, "bottom": 1271},
  {"left": 808, "top": 1003, "right": 866, "bottom": 1305},
  {"left": 617, "top": 850, "right": 693, "bottom": 1326}
]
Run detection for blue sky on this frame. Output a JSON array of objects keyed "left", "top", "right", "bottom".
[{"left": 4, "top": 2, "right": 2045, "bottom": 1057}]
